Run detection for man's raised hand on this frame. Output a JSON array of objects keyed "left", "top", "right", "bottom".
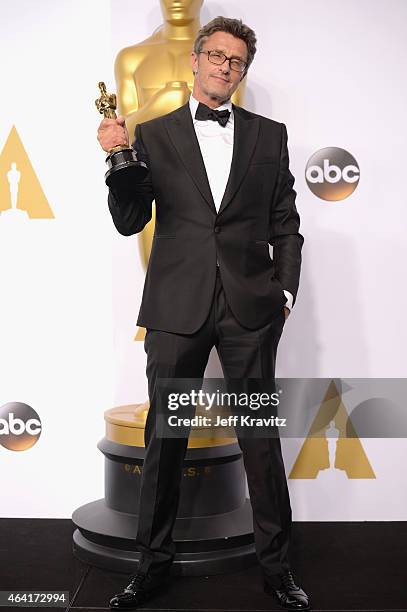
[{"left": 97, "top": 115, "right": 129, "bottom": 152}]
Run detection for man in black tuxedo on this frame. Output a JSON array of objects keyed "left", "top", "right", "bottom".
[{"left": 98, "top": 16, "right": 308, "bottom": 611}]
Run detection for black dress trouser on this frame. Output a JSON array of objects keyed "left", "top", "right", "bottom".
[{"left": 135, "top": 267, "right": 292, "bottom": 581}]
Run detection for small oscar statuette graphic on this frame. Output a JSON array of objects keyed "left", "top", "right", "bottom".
[{"left": 95, "top": 81, "right": 148, "bottom": 187}]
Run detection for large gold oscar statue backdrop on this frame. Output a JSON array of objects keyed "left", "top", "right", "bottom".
[
  {"left": 106, "top": 0, "right": 242, "bottom": 449},
  {"left": 72, "top": 1, "right": 255, "bottom": 575},
  {"left": 114, "top": 0, "right": 245, "bottom": 340},
  {"left": 107, "top": 0, "right": 245, "bottom": 434}
]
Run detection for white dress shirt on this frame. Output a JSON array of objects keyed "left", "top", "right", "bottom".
[{"left": 188, "top": 94, "right": 293, "bottom": 312}]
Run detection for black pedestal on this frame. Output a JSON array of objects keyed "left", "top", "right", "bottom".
[{"left": 72, "top": 437, "right": 255, "bottom": 576}]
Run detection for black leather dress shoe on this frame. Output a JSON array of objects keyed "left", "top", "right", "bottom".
[
  {"left": 264, "top": 570, "right": 310, "bottom": 610},
  {"left": 109, "top": 570, "right": 169, "bottom": 609}
]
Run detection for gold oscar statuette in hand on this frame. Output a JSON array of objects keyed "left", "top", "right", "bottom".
[{"left": 95, "top": 81, "right": 148, "bottom": 188}]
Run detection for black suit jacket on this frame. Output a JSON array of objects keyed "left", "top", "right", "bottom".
[{"left": 108, "top": 101, "right": 304, "bottom": 334}]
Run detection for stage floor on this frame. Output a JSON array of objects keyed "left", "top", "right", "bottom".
[{"left": 0, "top": 519, "right": 405, "bottom": 611}]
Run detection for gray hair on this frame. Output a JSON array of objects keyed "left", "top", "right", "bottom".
[{"left": 193, "top": 16, "right": 257, "bottom": 75}]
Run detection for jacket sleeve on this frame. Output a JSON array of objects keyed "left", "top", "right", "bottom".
[
  {"left": 107, "top": 123, "right": 154, "bottom": 236},
  {"left": 269, "top": 122, "right": 304, "bottom": 306}
]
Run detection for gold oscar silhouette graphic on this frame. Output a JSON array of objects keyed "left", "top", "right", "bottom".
[
  {"left": 289, "top": 381, "right": 375, "bottom": 479},
  {"left": 0, "top": 126, "right": 53, "bottom": 218},
  {"left": 73, "top": 1, "right": 254, "bottom": 577}
]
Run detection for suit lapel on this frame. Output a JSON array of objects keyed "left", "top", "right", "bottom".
[
  {"left": 218, "top": 104, "right": 260, "bottom": 216},
  {"left": 165, "top": 103, "right": 216, "bottom": 214},
  {"left": 165, "top": 101, "right": 260, "bottom": 217}
]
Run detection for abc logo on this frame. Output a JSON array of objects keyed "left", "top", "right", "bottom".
[
  {"left": 0, "top": 402, "right": 42, "bottom": 451},
  {"left": 305, "top": 147, "right": 360, "bottom": 201}
]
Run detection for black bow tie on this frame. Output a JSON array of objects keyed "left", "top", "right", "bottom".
[{"left": 195, "top": 102, "right": 231, "bottom": 127}]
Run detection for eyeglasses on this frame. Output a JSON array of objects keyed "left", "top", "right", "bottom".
[{"left": 199, "top": 50, "right": 247, "bottom": 73}]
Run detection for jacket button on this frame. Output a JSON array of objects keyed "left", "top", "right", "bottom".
[{"left": 214, "top": 226, "right": 221, "bottom": 233}]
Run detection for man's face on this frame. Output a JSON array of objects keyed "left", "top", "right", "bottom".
[{"left": 191, "top": 31, "right": 248, "bottom": 104}]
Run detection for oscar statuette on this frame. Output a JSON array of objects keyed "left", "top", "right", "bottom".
[{"left": 95, "top": 81, "right": 148, "bottom": 188}]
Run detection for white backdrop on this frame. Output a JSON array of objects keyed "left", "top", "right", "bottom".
[{"left": 0, "top": 0, "right": 406, "bottom": 519}]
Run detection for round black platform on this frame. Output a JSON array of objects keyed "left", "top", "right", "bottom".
[{"left": 72, "top": 497, "right": 255, "bottom": 576}]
